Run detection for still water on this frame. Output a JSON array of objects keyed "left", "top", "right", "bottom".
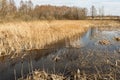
[{"left": 0, "top": 27, "right": 120, "bottom": 80}]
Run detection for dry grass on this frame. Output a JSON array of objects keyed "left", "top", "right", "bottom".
[
  {"left": 0, "top": 20, "right": 119, "bottom": 58},
  {"left": 0, "top": 20, "right": 90, "bottom": 58},
  {"left": 22, "top": 70, "right": 65, "bottom": 80}
]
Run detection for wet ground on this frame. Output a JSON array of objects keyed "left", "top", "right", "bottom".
[{"left": 0, "top": 26, "right": 120, "bottom": 80}]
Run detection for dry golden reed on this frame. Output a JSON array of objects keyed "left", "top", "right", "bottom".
[
  {"left": 0, "top": 20, "right": 89, "bottom": 56},
  {"left": 0, "top": 20, "right": 119, "bottom": 57}
]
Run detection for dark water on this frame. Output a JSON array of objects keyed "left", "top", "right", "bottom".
[{"left": 0, "top": 27, "right": 120, "bottom": 80}]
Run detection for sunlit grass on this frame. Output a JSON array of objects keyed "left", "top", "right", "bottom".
[
  {"left": 0, "top": 20, "right": 90, "bottom": 57},
  {"left": 0, "top": 20, "right": 119, "bottom": 58}
]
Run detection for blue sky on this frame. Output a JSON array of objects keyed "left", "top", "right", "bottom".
[{"left": 14, "top": 0, "right": 120, "bottom": 16}]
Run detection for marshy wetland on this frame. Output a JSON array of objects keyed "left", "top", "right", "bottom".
[{"left": 0, "top": 20, "right": 120, "bottom": 80}]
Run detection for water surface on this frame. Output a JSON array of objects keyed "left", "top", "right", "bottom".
[{"left": 0, "top": 27, "right": 120, "bottom": 80}]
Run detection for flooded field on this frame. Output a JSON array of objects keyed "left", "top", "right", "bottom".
[{"left": 0, "top": 26, "right": 120, "bottom": 80}]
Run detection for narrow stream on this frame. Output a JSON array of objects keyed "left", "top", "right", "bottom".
[{"left": 0, "top": 27, "right": 120, "bottom": 80}]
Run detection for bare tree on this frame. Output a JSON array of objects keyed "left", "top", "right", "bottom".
[
  {"left": 101, "top": 6, "right": 104, "bottom": 17},
  {"left": 78, "top": 8, "right": 87, "bottom": 19},
  {"left": 27, "top": 0, "right": 33, "bottom": 11},
  {"left": 0, "top": 0, "right": 2, "bottom": 9},
  {"left": 91, "top": 5, "right": 97, "bottom": 19},
  {"left": 8, "top": 0, "right": 17, "bottom": 16},
  {"left": 99, "top": 6, "right": 104, "bottom": 19},
  {"left": 0, "top": 0, "right": 8, "bottom": 18},
  {"left": 0, "top": 0, "right": 88, "bottom": 21},
  {"left": 19, "top": 0, "right": 27, "bottom": 15},
  {"left": 27, "top": 0, "right": 33, "bottom": 17}
]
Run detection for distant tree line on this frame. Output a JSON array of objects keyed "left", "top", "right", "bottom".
[{"left": 0, "top": 0, "right": 87, "bottom": 21}]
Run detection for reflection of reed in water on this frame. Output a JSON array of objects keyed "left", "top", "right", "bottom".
[
  {"left": 14, "top": 66, "right": 16, "bottom": 80},
  {"left": 14, "top": 55, "right": 34, "bottom": 80}
]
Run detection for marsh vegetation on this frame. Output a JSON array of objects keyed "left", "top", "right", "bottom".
[
  {"left": 0, "top": 0, "right": 120, "bottom": 80},
  {"left": 0, "top": 20, "right": 120, "bottom": 80}
]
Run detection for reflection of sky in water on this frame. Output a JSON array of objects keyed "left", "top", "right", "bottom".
[
  {"left": 79, "top": 28, "right": 91, "bottom": 47},
  {"left": 102, "top": 31, "right": 120, "bottom": 37},
  {"left": 72, "top": 27, "right": 120, "bottom": 48}
]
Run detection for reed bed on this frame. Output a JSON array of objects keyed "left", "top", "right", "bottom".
[
  {"left": 0, "top": 20, "right": 120, "bottom": 80},
  {"left": 0, "top": 20, "right": 90, "bottom": 58},
  {"left": 0, "top": 20, "right": 119, "bottom": 58}
]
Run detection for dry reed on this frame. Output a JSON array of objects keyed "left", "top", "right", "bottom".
[
  {"left": 0, "top": 20, "right": 90, "bottom": 58},
  {"left": 0, "top": 20, "right": 119, "bottom": 58}
]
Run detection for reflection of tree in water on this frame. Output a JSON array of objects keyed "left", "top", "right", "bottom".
[{"left": 90, "top": 27, "right": 98, "bottom": 39}]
